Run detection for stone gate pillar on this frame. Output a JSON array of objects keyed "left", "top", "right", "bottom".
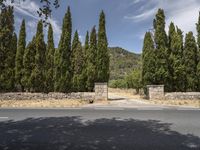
[
  {"left": 147, "top": 85, "right": 164, "bottom": 100},
  {"left": 95, "top": 83, "right": 108, "bottom": 101}
]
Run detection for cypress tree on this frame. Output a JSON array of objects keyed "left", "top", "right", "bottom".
[
  {"left": 142, "top": 32, "right": 156, "bottom": 90},
  {"left": 84, "top": 31, "right": 89, "bottom": 57},
  {"left": 81, "top": 31, "right": 90, "bottom": 91},
  {"left": 184, "top": 32, "right": 198, "bottom": 91},
  {"left": 170, "top": 26, "right": 186, "bottom": 91},
  {"left": 22, "top": 37, "right": 36, "bottom": 91},
  {"left": 71, "top": 31, "right": 85, "bottom": 91},
  {"left": 0, "top": 6, "right": 15, "bottom": 91},
  {"left": 31, "top": 20, "right": 46, "bottom": 92},
  {"left": 46, "top": 24, "right": 55, "bottom": 92},
  {"left": 167, "top": 22, "right": 176, "bottom": 91},
  {"left": 15, "top": 19, "right": 26, "bottom": 91},
  {"left": 196, "top": 12, "right": 200, "bottom": 91},
  {"left": 7, "top": 32, "right": 17, "bottom": 91},
  {"left": 154, "top": 9, "right": 169, "bottom": 90},
  {"left": 54, "top": 6, "right": 72, "bottom": 92},
  {"left": 86, "top": 26, "right": 97, "bottom": 91},
  {"left": 97, "top": 10, "right": 109, "bottom": 82}
]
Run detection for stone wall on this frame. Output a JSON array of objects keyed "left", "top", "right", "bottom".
[
  {"left": 147, "top": 85, "right": 164, "bottom": 100},
  {"left": 0, "top": 92, "right": 95, "bottom": 101},
  {"left": 147, "top": 85, "right": 200, "bottom": 100},
  {"left": 0, "top": 82, "right": 108, "bottom": 101},
  {"left": 95, "top": 83, "right": 108, "bottom": 100},
  {"left": 165, "top": 92, "right": 200, "bottom": 100}
]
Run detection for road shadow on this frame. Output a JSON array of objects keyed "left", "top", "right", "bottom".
[{"left": 0, "top": 116, "right": 199, "bottom": 150}]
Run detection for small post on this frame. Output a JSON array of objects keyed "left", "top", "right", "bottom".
[
  {"left": 95, "top": 83, "right": 108, "bottom": 101},
  {"left": 147, "top": 85, "right": 164, "bottom": 100}
]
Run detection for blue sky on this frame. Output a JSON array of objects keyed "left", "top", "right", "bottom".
[{"left": 6, "top": 0, "right": 200, "bottom": 53}]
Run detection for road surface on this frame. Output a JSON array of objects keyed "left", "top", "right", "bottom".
[{"left": 0, "top": 108, "right": 200, "bottom": 150}]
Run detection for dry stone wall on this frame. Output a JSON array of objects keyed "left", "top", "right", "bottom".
[
  {"left": 165, "top": 92, "right": 200, "bottom": 100},
  {"left": 0, "top": 83, "right": 109, "bottom": 101},
  {"left": 147, "top": 85, "right": 200, "bottom": 100},
  {"left": 0, "top": 92, "right": 95, "bottom": 101}
]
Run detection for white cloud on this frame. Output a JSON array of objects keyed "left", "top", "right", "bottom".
[
  {"left": 124, "top": 7, "right": 157, "bottom": 22},
  {"left": 5, "top": 0, "right": 61, "bottom": 42},
  {"left": 125, "top": 0, "right": 200, "bottom": 36}
]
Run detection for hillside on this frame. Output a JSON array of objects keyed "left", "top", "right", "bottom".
[{"left": 109, "top": 47, "right": 141, "bottom": 80}]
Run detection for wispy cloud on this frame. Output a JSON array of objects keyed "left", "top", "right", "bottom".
[
  {"left": 124, "top": 7, "right": 157, "bottom": 22},
  {"left": 125, "top": 0, "right": 200, "bottom": 37},
  {"left": 5, "top": 0, "right": 61, "bottom": 43}
]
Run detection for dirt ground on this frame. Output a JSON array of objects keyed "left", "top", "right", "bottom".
[
  {"left": 109, "top": 88, "right": 200, "bottom": 108},
  {"left": 0, "top": 99, "right": 88, "bottom": 108}
]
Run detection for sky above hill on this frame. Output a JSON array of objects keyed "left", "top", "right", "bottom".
[{"left": 6, "top": 0, "right": 200, "bottom": 53}]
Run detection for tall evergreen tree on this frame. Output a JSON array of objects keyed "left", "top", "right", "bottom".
[
  {"left": 31, "top": 20, "right": 46, "bottom": 92},
  {"left": 71, "top": 31, "right": 85, "bottom": 91},
  {"left": 97, "top": 10, "right": 109, "bottom": 82},
  {"left": 22, "top": 37, "right": 36, "bottom": 91},
  {"left": 84, "top": 31, "right": 89, "bottom": 57},
  {"left": 15, "top": 19, "right": 26, "bottom": 91},
  {"left": 142, "top": 32, "right": 156, "bottom": 91},
  {"left": 167, "top": 22, "right": 176, "bottom": 91},
  {"left": 0, "top": 6, "right": 15, "bottom": 91},
  {"left": 154, "top": 9, "right": 169, "bottom": 90},
  {"left": 86, "top": 26, "right": 97, "bottom": 91},
  {"left": 170, "top": 26, "right": 186, "bottom": 91},
  {"left": 196, "top": 12, "right": 200, "bottom": 91},
  {"left": 46, "top": 24, "right": 55, "bottom": 92},
  {"left": 54, "top": 6, "right": 72, "bottom": 92},
  {"left": 184, "top": 32, "right": 198, "bottom": 91}
]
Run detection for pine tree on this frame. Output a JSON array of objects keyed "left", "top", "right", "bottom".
[
  {"left": 142, "top": 32, "right": 156, "bottom": 91},
  {"left": 31, "top": 20, "right": 46, "bottom": 92},
  {"left": 97, "top": 10, "right": 109, "bottom": 82},
  {"left": 54, "top": 6, "right": 72, "bottom": 92},
  {"left": 0, "top": 6, "right": 15, "bottom": 91},
  {"left": 71, "top": 31, "right": 85, "bottom": 91},
  {"left": 86, "top": 26, "right": 97, "bottom": 91},
  {"left": 45, "top": 24, "right": 55, "bottom": 92},
  {"left": 184, "top": 32, "right": 198, "bottom": 91},
  {"left": 22, "top": 37, "right": 36, "bottom": 91},
  {"left": 15, "top": 19, "right": 26, "bottom": 91},
  {"left": 154, "top": 9, "right": 169, "bottom": 90}
]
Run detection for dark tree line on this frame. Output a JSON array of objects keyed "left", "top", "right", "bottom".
[
  {"left": 0, "top": 6, "right": 109, "bottom": 93},
  {"left": 142, "top": 9, "right": 200, "bottom": 92}
]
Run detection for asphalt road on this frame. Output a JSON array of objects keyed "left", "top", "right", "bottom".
[{"left": 0, "top": 108, "right": 200, "bottom": 150}]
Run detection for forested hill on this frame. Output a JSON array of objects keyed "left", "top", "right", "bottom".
[{"left": 109, "top": 47, "right": 141, "bottom": 80}]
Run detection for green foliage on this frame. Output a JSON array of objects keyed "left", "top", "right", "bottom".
[
  {"left": 71, "top": 31, "right": 85, "bottom": 91},
  {"left": 126, "top": 69, "right": 142, "bottom": 93},
  {"left": 86, "top": 26, "right": 97, "bottom": 91},
  {"left": 154, "top": 9, "right": 170, "bottom": 90},
  {"left": 0, "top": 6, "right": 15, "bottom": 91},
  {"left": 31, "top": 20, "right": 46, "bottom": 92},
  {"left": 109, "top": 47, "right": 141, "bottom": 80},
  {"left": 22, "top": 37, "right": 36, "bottom": 91},
  {"left": 15, "top": 19, "right": 26, "bottom": 91},
  {"left": 184, "top": 32, "right": 198, "bottom": 91},
  {"left": 45, "top": 24, "right": 55, "bottom": 92},
  {"left": 96, "top": 10, "right": 109, "bottom": 82},
  {"left": 54, "top": 6, "right": 72, "bottom": 92},
  {"left": 142, "top": 32, "right": 156, "bottom": 88},
  {"left": 109, "top": 79, "right": 127, "bottom": 89}
]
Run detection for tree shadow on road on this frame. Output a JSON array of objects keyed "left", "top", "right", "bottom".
[{"left": 0, "top": 116, "right": 199, "bottom": 150}]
